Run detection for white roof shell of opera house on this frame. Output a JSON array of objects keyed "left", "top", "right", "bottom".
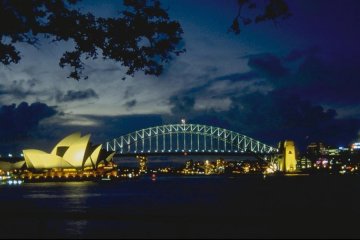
[{"left": 23, "top": 133, "right": 114, "bottom": 170}]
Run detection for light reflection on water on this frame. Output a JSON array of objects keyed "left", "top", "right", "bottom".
[
  {"left": 24, "top": 193, "right": 102, "bottom": 199},
  {"left": 1, "top": 176, "right": 360, "bottom": 238},
  {"left": 65, "top": 220, "right": 88, "bottom": 236}
]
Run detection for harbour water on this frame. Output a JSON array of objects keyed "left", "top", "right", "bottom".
[{"left": 0, "top": 175, "right": 360, "bottom": 238}]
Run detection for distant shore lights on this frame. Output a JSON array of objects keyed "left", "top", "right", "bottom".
[{"left": 351, "top": 142, "right": 360, "bottom": 150}]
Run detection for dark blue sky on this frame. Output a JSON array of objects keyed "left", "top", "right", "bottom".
[{"left": 0, "top": 0, "right": 360, "bottom": 155}]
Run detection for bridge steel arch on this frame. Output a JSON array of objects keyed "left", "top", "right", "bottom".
[{"left": 106, "top": 124, "right": 278, "bottom": 155}]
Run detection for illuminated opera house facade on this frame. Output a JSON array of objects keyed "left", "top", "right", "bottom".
[{"left": 20, "top": 133, "right": 117, "bottom": 180}]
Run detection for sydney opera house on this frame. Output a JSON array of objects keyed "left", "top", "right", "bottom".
[
  {"left": 22, "top": 132, "right": 115, "bottom": 171},
  {"left": 0, "top": 133, "right": 117, "bottom": 182}
]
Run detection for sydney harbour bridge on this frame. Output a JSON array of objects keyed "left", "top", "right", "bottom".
[{"left": 105, "top": 123, "right": 278, "bottom": 158}]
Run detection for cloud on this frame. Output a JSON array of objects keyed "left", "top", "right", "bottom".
[
  {"left": 167, "top": 87, "right": 360, "bottom": 150},
  {"left": 124, "top": 99, "right": 137, "bottom": 110},
  {"left": 0, "top": 111, "right": 164, "bottom": 155},
  {"left": 281, "top": 54, "right": 360, "bottom": 105},
  {"left": 250, "top": 91, "right": 358, "bottom": 149},
  {"left": 162, "top": 48, "right": 360, "bottom": 149},
  {"left": 56, "top": 88, "right": 99, "bottom": 102},
  {"left": 36, "top": 113, "right": 164, "bottom": 150},
  {"left": 214, "top": 71, "right": 259, "bottom": 82},
  {"left": 284, "top": 46, "right": 320, "bottom": 62},
  {"left": 247, "top": 53, "right": 289, "bottom": 81},
  {"left": 0, "top": 79, "right": 38, "bottom": 100},
  {"left": 169, "top": 95, "right": 195, "bottom": 115},
  {"left": 0, "top": 102, "right": 57, "bottom": 153},
  {"left": 242, "top": 49, "right": 360, "bottom": 108},
  {"left": 123, "top": 86, "right": 135, "bottom": 99}
]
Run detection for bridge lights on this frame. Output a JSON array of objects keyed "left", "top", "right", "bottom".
[{"left": 111, "top": 124, "right": 276, "bottom": 156}]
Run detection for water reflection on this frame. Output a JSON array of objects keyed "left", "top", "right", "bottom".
[
  {"left": 1, "top": 176, "right": 360, "bottom": 238},
  {"left": 65, "top": 220, "right": 88, "bottom": 236}
]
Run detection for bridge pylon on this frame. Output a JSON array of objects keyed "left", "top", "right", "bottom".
[{"left": 277, "top": 140, "right": 297, "bottom": 172}]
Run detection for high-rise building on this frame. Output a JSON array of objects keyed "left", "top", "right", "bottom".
[
  {"left": 307, "top": 142, "right": 326, "bottom": 156},
  {"left": 297, "top": 156, "right": 312, "bottom": 169}
]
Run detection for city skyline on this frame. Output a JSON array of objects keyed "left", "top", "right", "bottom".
[{"left": 1, "top": 0, "right": 360, "bottom": 154}]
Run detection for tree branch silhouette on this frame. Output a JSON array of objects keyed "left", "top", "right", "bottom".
[
  {"left": 229, "top": 0, "right": 291, "bottom": 34},
  {"left": 0, "top": 0, "right": 185, "bottom": 80}
]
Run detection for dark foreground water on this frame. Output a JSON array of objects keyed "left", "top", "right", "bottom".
[{"left": 1, "top": 175, "right": 360, "bottom": 239}]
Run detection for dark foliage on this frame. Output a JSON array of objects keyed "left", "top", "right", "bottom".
[
  {"left": 0, "top": 0, "right": 185, "bottom": 80},
  {"left": 229, "top": 0, "right": 291, "bottom": 34}
]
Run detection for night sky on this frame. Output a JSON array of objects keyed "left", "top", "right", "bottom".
[{"left": 1, "top": 0, "right": 360, "bottom": 155}]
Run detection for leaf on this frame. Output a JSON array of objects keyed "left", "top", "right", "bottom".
[{"left": 229, "top": 18, "right": 241, "bottom": 35}]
